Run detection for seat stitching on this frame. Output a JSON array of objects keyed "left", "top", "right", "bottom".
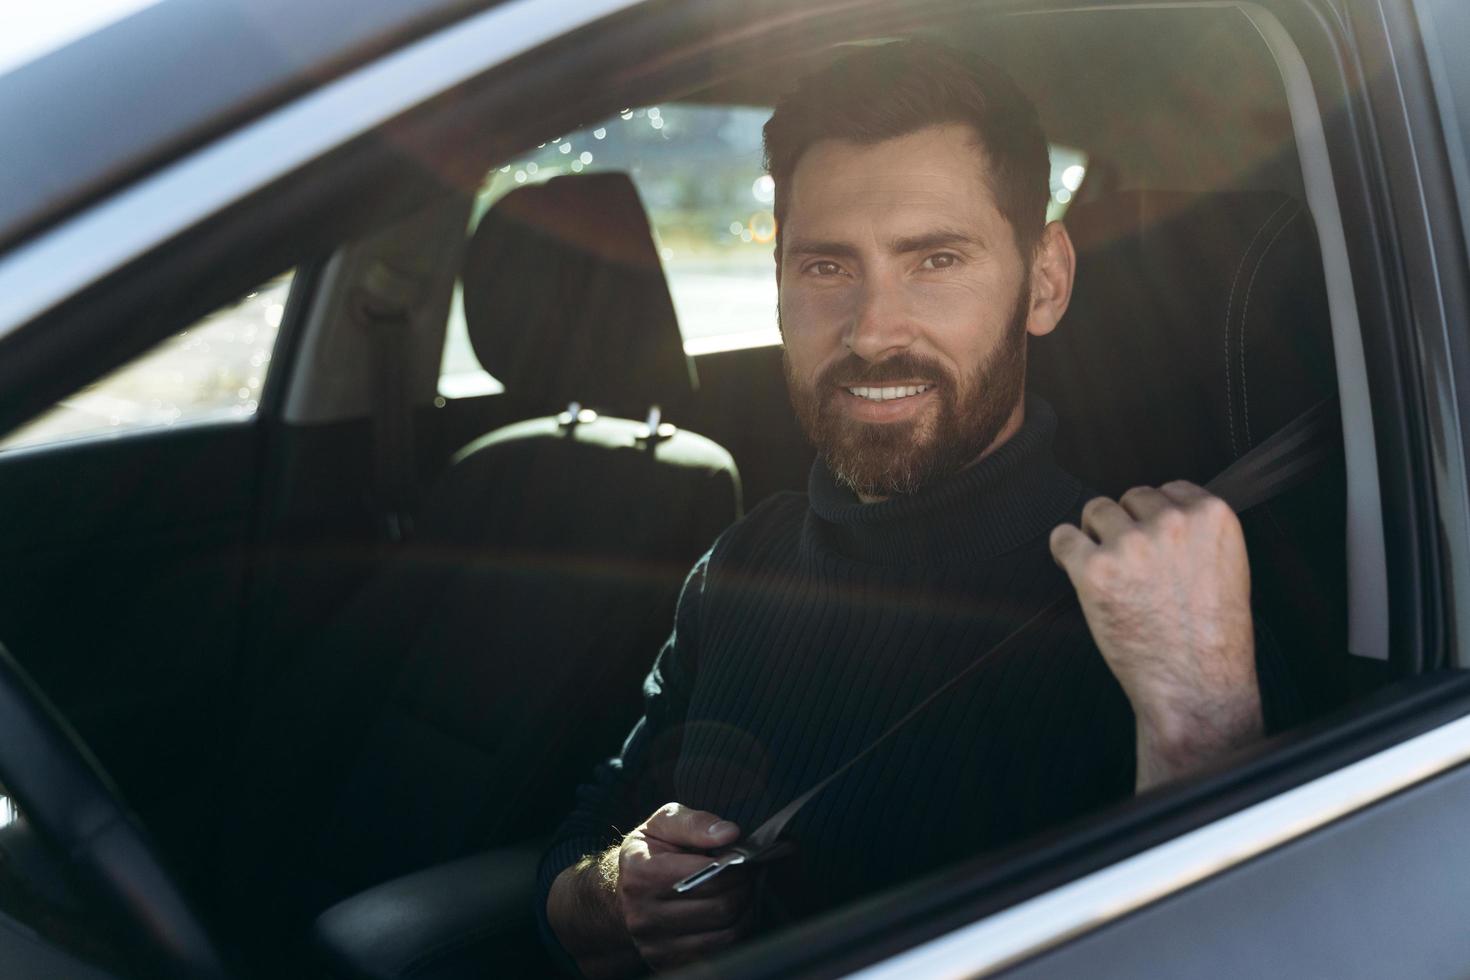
[
  {"left": 1224, "top": 198, "right": 1293, "bottom": 457},
  {"left": 1239, "top": 207, "right": 1302, "bottom": 449}
]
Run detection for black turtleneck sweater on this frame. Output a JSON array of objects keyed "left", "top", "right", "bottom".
[{"left": 537, "top": 397, "right": 1296, "bottom": 942}]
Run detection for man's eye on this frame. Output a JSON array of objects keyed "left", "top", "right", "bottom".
[
  {"left": 921, "top": 253, "right": 959, "bottom": 270},
  {"left": 809, "top": 261, "right": 844, "bottom": 276}
]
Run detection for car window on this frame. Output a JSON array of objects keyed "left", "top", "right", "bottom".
[
  {"left": 436, "top": 102, "right": 1088, "bottom": 394},
  {"left": 0, "top": 271, "right": 293, "bottom": 452},
  {"left": 0, "top": 2, "right": 1405, "bottom": 974}
]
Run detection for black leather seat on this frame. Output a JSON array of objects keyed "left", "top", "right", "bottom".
[
  {"left": 463, "top": 172, "right": 702, "bottom": 424},
  {"left": 211, "top": 174, "right": 740, "bottom": 972},
  {"left": 1030, "top": 190, "right": 1349, "bottom": 718}
]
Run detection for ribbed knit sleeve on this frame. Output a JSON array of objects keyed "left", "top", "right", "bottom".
[{"left": 532, "top": 550, "right": 712, "bottom": 970}]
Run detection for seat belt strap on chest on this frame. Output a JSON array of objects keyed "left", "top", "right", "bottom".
[
  {"left": 354, "top": 261, "right": 421, "bottom": 543},
  {"left": 673, "top": 397, "right": 1341, "bottom": 894}
]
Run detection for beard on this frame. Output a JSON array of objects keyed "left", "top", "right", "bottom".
[{"left": 783, "top": 284, "right": 1030, "bottom": 499}]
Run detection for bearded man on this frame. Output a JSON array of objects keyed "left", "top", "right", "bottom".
[{"left": 538, "top": 39, "right": 1298, "bottom": 978}]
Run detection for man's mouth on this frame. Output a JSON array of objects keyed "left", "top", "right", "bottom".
[{"left": 843, "top": 384, "right": 933, "bottom": 402}]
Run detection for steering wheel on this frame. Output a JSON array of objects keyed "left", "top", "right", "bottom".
[{"left": 0, "top": 643, "right": 230, "bottom": 979}]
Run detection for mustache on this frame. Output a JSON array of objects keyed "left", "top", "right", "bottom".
[{"left": 816, "top": 352, "right": 954, "bottom": 389}]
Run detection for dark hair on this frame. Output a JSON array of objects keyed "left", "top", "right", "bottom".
[{"left": 762, "top": 40, "right": 1050, "bottom": 258}]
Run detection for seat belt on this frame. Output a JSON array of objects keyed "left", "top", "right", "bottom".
[
  {"left": 353, "top": 260, "right": 421, "bottom": 543},
  {"left": 674, "top": 397, "right": 1341, "bottom": 894}
]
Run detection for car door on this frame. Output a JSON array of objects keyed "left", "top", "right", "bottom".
[
  {"left": 1, "top": 0, "right": 1469, "bottom": 977},
  {"left": 0, "top": 271, "right": 307, "bottom": 864},
  {"left": 0, "top": 2, "right": 479, "bottom": 881}
]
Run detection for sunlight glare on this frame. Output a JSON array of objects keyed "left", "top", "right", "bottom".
[{"left": 0, "top": 0, "right": 163, "bottom": 77}]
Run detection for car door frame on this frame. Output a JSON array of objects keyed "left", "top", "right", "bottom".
[{"left": 0, "top": 0, "right": 1465, "bottom": 976}]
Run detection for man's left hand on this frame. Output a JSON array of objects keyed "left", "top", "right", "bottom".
[{"left": 1049, "top": 481, "right": 1263, "bottom": 790}]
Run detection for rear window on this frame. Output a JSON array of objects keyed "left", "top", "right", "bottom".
[{"left": 439, "top": 103, "right": 1087, "bottom": 395}]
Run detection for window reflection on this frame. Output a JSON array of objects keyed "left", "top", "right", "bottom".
[
  {"left": 0, "top": 271, "right": 294, "bottom": 452},
  {"left": 437, "top": 107, "right": 1089, "bottom": 395}
]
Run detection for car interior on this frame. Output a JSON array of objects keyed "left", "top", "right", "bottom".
[{"left": 0, "top": 1, "right": 1433, "bottom": 978}]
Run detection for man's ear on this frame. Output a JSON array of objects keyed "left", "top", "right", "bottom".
[
  {"left": 773, "top": 244, "right": 785, "bottom": 338},
  {"left": 1024, "top": 221, "right": 1076, "bottom": 339}
]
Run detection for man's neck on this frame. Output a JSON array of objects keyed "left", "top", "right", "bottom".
[{"left": 856, "top": 400, "right": 1028, "bottom": 505}]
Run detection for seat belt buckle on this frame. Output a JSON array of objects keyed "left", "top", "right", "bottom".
[{"left": 672, "top": 840, "right": 793, "bottom": 894}]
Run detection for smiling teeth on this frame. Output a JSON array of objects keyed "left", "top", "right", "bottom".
[{"left": 847, "top": 384, "right": 931, "bottom": 401}]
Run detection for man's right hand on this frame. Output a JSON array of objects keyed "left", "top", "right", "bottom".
[{"left": 546, "top": 802, "right": 754, "bottom": 977}]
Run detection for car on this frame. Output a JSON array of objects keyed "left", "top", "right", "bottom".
[{"left": 0, "top": 0, "right": 1468, "bottom": 977}]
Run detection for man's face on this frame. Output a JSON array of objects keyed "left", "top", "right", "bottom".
[{"left": 777, "top": 123, "right": 1036, "bottom": 499}]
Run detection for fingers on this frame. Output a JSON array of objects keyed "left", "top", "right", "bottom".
[
  {"left": 1053, "top": 492, "right": 1144, "bottom": 578},
  {"left": 1064, "top": 483, "right": 1231, "bottom": 548},
  {"left": 626, "top": 883, "right": 752, "bottom": 937},
  {"left": 638, "top": 904, "right": 756, "bottom": 971},
  {"left": 618, "top": 805, "right": 754, "bottom": 969},
  {"left": 659, "top": 859, "right": 752, "bottom": 900},
  {"left": 622, "top": 846, "right": 729, "bottom": 885},
  {"left": 609, "top": 802, "right": 758, "bottom": 972},
  {"left": 620, "top": 803, "right": 750, "bottom": 899},
  {"left": 643, "top": 802, "right": 741, "bottom": 850},
  {"left": 1052, "top": 484, "right": 1217, "bottom": 582},
  {"left": 1079, "top": 495, "right": 1134, "bottom": 540},
  {"left": 1048, "top": 522, "right": 1095, "bottom": 574},
  {"left": 1117, "top": 485, "right": 1173, "bottom": 522},
  {"left": 1157, "top": 479, "right": 1212, "bottom": 508},
  {"left": 620, "top": 854, "right": 752, "bottom": 909}
]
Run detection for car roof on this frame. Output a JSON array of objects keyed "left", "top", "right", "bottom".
[
  {"left": 0, "top": 0, "right": 496, "bottom": 255},
  {"left": 2, "top": 0, "right": 1306, "bottom": 259}
]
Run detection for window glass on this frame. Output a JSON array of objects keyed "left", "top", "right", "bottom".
[
  {"left": 437, "top": 105, "right": 1088, "bottom": 394},
  {"left": 438, "top": 103, "right": 777, "bottom": 395},
  {"left": 0, "top": 272, "right": 293, "bottom": 451},
  {"left": 439, "top": 281, "right": 505, "bottom": 400},
  {"left": 1048, "top": 145, "right": 1089, "bottom": 219}
]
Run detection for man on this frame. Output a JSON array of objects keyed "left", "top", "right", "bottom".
[{"left": 539, "top": 40, "right": 1296, "bottom": 977}]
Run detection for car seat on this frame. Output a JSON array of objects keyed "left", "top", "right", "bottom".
[{"left": 210, "top": 173, "right": 741, "bottom": 969}]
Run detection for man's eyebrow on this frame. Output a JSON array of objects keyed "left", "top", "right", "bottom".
[
  {"left": 890, "top": 229, "right": 984, "bottom": 254},
  {"left": 784, "top": 230, "right": 984, "bottom": 259},
  {"left": 784, "top": 239, "right": 861, "bottom": 259}
]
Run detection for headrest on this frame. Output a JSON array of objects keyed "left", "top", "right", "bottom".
[
  {"left": 1029, "top": 191, "right": 1338, "bottom": 496},
  {"left": 461, "top": 173, "right": 696, "bottom": 419}
]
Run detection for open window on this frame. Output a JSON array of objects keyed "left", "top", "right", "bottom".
[
  {"left": 438, "top": 103, "right": 1095, "bottom": 399},
  {"left": 387, "top": 1, "right": 1431, "bottom": 974},
  {"left": 0, "top": 0, "right": 1458, "bottom": 976}
]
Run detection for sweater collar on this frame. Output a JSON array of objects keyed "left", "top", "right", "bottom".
[{"left": 805, "top": 395, "right": 1084, "bottom": 565}]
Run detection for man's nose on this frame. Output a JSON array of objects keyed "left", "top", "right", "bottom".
[{"left": 844, "top": 275, "right": 916, "bottom": 361}]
